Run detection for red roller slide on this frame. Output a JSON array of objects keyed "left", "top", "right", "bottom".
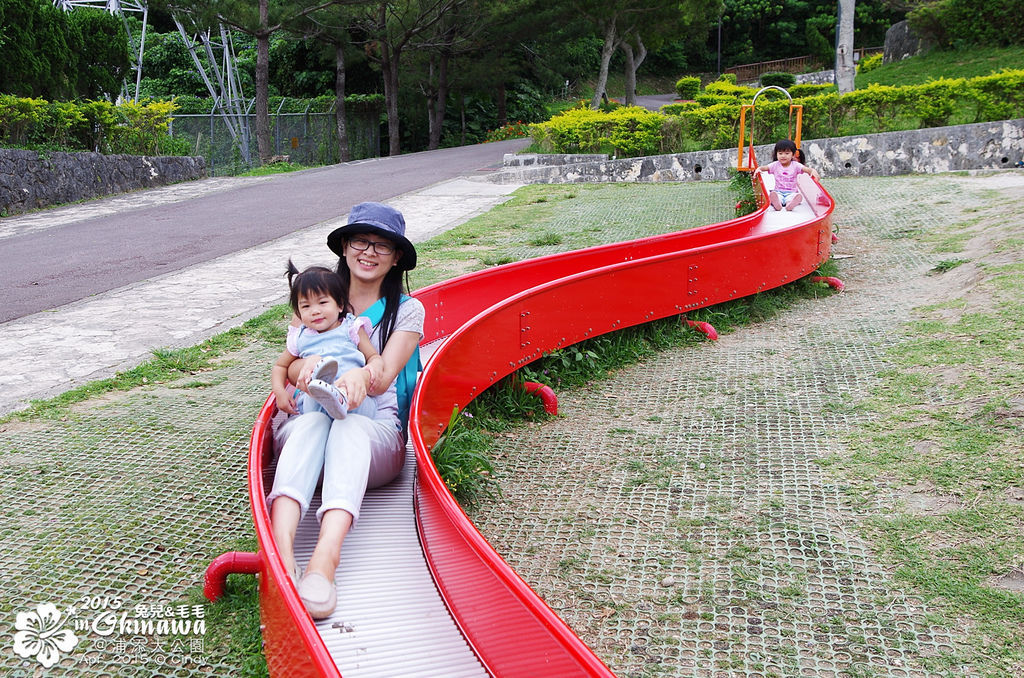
[{"left": 206, "top": 170, "right": 835, "bottom": 676}]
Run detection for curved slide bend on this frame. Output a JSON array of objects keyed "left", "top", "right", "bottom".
[{"left": 221, "top": 171, "right": 835, "bottom": 676}]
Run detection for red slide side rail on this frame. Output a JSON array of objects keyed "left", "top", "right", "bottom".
[
  {"left": 244, "top": 174, "right": 834, "bottom": 676},
  {"left": 249, "top": 394, "right": 343, "bottom": 678}
]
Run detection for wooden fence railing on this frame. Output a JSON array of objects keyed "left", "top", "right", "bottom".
[{"left": 725, "top": 48, "right": 883, "bottom": 83}]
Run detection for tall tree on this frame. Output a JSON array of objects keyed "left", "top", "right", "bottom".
[
  {"left": 354, "top": 0, "right": 460, "bottom": 156},
  {"left": 0, "top": 0, "right": 73, "bottom": 98},
  {"left": 451, "top": 0, "right": 577, "bottom": 126},
  {"left": 409, "top": 0, "right": 576, "bottom": 147},
  {"left": 0, "top": 0, "right": 128, "bottom": 100},
  {"left": 414, "top": 0, "right": 491, "bottom": 149},
  {"left": 618, "top": 0, "right": 719, "bottom": 105},
  {"left": 173, "top": 0, "right": 359, "bottom": 162},
  {"left": 574, "top": 0, "right": 625, "bottom": 109},
  {"left": 300, "top": 8, "right": 368, "bottom": 161},
  {"left": 576, "top": 0, "right": 712, "bottom": 109},
  {"left": 69, "top": 9, "right": 131, "bottom": 100},
  {"left": 619, "top": 33, "right": 645, "bottom": 106},
  {"left": 334, "top": 42, "right": 351, "bottom": 160},
  {"left": 835, "top": 0, "right": 855, "bottom": 92}
]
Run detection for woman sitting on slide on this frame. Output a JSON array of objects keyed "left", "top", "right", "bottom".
[{"left": 267, "top": 202, "right": 424, "bottom": 619}]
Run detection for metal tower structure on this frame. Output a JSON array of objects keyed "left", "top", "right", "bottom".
[
  {"left": 54, "top": 0, "right": 252, "bottom": 162},
  {"left": 173, "top": 15, "right": 253, "bottom": 163}
]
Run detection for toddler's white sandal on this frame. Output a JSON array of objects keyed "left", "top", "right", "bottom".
[
  {"left": 309, "top": 356, "right": 339, "bottom": 384},
  {"left": 307, "top": 379, "right": 348, "bottom": 419}
]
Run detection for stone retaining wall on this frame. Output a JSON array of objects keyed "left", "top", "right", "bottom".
[
  {"left": 795, "top": 70, "right": 835, "bottom": 85},
  {"left": 503, "top": 153, "right": 608, "bottom": 167},
  {"left": 0, "top": 149, "right": 206, "bottom": 216},
  {"left": 491, "top": 119, "right": 1024, "bottom": 184}
]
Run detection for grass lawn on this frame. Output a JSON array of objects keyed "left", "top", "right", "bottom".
[{"left": 857, "top": 44, "right": 1024, "bottom": 87}]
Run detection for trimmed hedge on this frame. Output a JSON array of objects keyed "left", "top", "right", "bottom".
[
  {"left": 168, "top": 93, "right": 385, "bottom": 116},
  {"left": 675, "top": 76, "right": 701, "bottom": 100},
  {"left": 530, "top": 70, "right": 1024, "bottom": 157},
  {"left": 789, "top": 84, "right": 837, "bottom": 98},
  {"left": 661, "top": 101, "right": 701, "bottom": 115},
  {"left": 857, "top": 53, "right": 883, "bottom": 74},
  {"left": 761, "top": 72, "right": 797, "bottom": 88},
  {"left": 529, "top": 105, "right": 669, "bottom": 157},
  {"left": 704, "top": 80, "right": 758, "bottom": 99}
]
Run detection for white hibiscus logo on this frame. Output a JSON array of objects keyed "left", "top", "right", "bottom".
[{"left": 13, "top": 603, "right": 79, "bottom": 668}]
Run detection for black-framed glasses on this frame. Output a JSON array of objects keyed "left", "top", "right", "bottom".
[{"left": 348, "top": 237, "right": 396, "bottom": 255}]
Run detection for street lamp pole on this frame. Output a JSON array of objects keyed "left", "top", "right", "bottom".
[{"left": 717, "top": 14, "right": 722, "bottom": 76}]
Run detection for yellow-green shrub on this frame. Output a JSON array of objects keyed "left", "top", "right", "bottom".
[
  {"left": 530, "top": 106, "right": 665, "bottom": 157},
  {"left": 0, "top": 96, "right": 47, "bottom": 146},
  {"left": 695, "top": 93, "right": 740, "bottom": 107},
  {"left": 909, "top": 78, "right": 961, "bottom": 127},
  {"left": 857, "top": 53, "right": 883, "bottom": 73},
  {"left": 789, "top": 84, "right": 836, "bottom": 98},
  {"left": 704, "top": 80, "right": 758, "bottom": 99},
  {"left": 0, "top": 96, "right": 183, "bottom": 155},
  {"left": 675, "top": 76, "right": 701, "bottom": 100},
  {"left": 108, "top": 99, "right": 177, "bottom": 155},
  {"left": 602, "top": 107, "right": 666, "bottom": 157},
  {"left": 968, "top": 69, "right": 1024, "bottom": 121},
  {"left": 844, "top": 83, "right": 914, "bottom": 131},
  {"left": 661, "top": 102, "right": 701, "bottom": 115},
  {"left": 676, "top": 103, "right": 743, "bottom": 150},
  {"left": 529, "top": 107, "right": 609, "bottom": 153},
  {"left": 795, "top": 93, "right": 851, "bottom": 139},
  {"left": 520, "top": 70, "right": 1024, "bottom": 158}
]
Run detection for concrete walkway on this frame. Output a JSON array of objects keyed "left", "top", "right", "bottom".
[
  {"left": 0, "top": 176, "right": 523, "bottom": 415},
  {"left": 635, "top": 93, "right": 678, "bottom": 111}
]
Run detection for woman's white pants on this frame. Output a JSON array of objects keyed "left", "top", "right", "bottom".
[{"left": 267, "top": 411, "right": 405, "bottom": 524}]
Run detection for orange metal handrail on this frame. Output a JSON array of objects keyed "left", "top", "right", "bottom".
[{"left": 737, "top": 87, "right": 803, "bottom": 171}]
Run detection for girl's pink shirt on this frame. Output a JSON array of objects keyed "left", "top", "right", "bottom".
[{"left": 766, "top": 160, "right": 804, "bottom": 192}]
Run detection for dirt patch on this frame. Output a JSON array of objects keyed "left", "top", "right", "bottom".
[
  {"left": 69, "top": 388, "right": 142, "bottom": 414},
  {"left": 993, "top": 399, "right": 1024, "bottom": 422},
  {"left": 1004, "top": 487, "right": 1024, "bottom": 505},
  {"left": 896, "top": 479, "right": 963, "bottom": 516},
  {"left": 417, "top": 258, "right": 484, "bottom": 286},
  {"left": 0, "top": 450, "right": 43, "bottom": 466},
  {"left": 0, "top": 419, "right": 50, "bottom": 434},
  {"left": 921, "top": 179, "right": 1024, "bottom": 317},
  {"left": 986, "top": 567, "right": 1024, "bottom": 593},
  {"left": 950, "top": 171, "right": 1024, "bottom": 191}
]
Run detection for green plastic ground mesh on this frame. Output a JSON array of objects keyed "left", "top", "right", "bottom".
[
  {"left": 1, "top": 174, "right": 1013, "bottom": 676},
  {"left": 468, "top": 176, "right": 1000, "bottom": 678}
]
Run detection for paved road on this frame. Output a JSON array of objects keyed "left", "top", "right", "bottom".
[
  {"left": 1, "top": 139, "right": 530, "bottom": 323},
  {"left": 635, "top": 93, "right": 678, "bottom": 111}
]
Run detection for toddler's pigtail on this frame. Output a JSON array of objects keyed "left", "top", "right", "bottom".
[{"left": 286, "top": 259, "right": 300, "bottom": 290}]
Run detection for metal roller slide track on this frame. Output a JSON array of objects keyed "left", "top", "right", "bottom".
[{"left": 289, "top": 339, "right": 486, "bottom": 678}]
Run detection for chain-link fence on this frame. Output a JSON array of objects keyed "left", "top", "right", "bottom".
[{"left": 169, "top": 103, "right": 382, "bottom": 176}]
